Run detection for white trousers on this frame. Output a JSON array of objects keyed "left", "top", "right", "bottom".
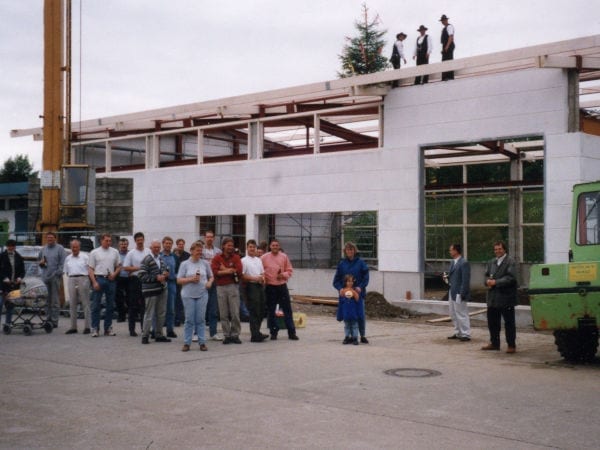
[{"left": 448, "top": 294, "right": 470, "bottom": 338}]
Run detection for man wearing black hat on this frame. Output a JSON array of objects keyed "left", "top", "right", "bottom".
[
  {"left": 413, "top": 25, "right": 432, "bottom": 85},
  {"left": 440, "top": 14, "right": 455, "bottom": 80},
  {"left": 390, "top": 32, "right": 407, "bottom": 88}
]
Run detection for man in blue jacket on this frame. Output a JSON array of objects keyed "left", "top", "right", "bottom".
[
  {"left": 444, "top": 243, "right": 471, "bottom": 341},
  {"left": 333, "top": 242, "right": 370, "bottom": 343}
]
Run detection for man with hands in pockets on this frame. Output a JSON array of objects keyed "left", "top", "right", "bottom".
[{"left": 444, "top": 243, "right": 471, "bottom": 341}]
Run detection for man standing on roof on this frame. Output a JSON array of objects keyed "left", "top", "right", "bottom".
[
  {"left": 413, "top": 25, "right": 432, "bottom": 85},
  {"left": 390, "top": 32, "right": 407, "bottom": 87},
  {"left": 440, "top": 14, "right": 455, "bottom": 81}
]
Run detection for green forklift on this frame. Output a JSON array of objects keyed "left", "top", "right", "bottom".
[{"left": 529, "top": 181, "right": 600, "bottom": 362}]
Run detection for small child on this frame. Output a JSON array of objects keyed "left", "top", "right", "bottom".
[{"left": 337, "top": 274, "right": 360, "bottom": 345}]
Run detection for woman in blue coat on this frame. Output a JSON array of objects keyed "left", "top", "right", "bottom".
[{"left": 333, "top": 242, "right": 370, "bottom": 343}]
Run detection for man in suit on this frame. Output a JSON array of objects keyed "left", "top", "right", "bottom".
[
  {"left": 444, "top": 243, "right": 471, "bottom": 341},
  {"left": 0, "top": 239, "right": 25, "bottom": 327},
  {"left": 482, "top": 241, "right": 518, "bottom": 353}
]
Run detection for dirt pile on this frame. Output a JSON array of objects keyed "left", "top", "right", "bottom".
[{"left": 365, "top": 291, "right": 413, "bottom": 319}]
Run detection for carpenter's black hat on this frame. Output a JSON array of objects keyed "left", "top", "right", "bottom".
[
  {"left": 439, "top": 14, "right": 449, "bottom": 21},
  {"left": 417, "top": 25, "right": 428, "bottom": 32}
]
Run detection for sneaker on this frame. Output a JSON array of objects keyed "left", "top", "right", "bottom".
[
  {"left": 104, "top": 327, "right": 116, "bottom": 336},
  {"left": 91, "top": 329, "right": 99, "bottom": 338},
  {"left": 210, "top": 333, "right": 223, "bottom": 341},
  {"left": 192, "top": 334, "right": 199, "bottom": 342},
  {"left": 360, "top": 337, "right": 369, "bottom": 344},
  {"left": 181, "top": 344, "right": 190, "bottom": 352},
  {"left": 199, "top": 344, "right": 208, "bottom": 351},
  {"left": 65, "top": 329, "right": 77, "bottom": 335}
]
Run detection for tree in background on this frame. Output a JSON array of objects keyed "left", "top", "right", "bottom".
[
  {"left": 338, "top": 3, "right": 388, "bottom": 78},
  {"left": 0, "top": 154, "right": 37, "bottom": 182}
]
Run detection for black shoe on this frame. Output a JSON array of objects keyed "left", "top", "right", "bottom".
[
  {"left": 155, "top": 335, "right": 171, "bottom": 343},
  {"left": 261, "top": 333, "right": 270, "bottom": 340},
  {"left": 251, "top": 336, "right": 267, "bottom": 343},
  {"left": 447, "top": 334, "right": 459, "bottom": 340},
  {"left": 223, "top": 337, "right": 232, "bottom": 345},
  {"left": 141, "top": 336, "right": 149, "bottom": 344},
  {"left": 65, "top": 329, "right": 77, "bottom": 334},
  {"left": 231, "top": 336, "right": 242, "bottom": 344},
  {"left": 150, "top": 331, "right": 156, "bottom": 339},
  {"left": 353, "top": 338, "right": 359, "bottom": 345},
  {"left": 270, "top": 334, "right": 278, "bottom": 340},
  {"left": 360, "top": 337, "right": 369, "bottom": 344},
  {"left": 458, "top": 336, "right": 471, "bottom": 342},
  {"left": 83, "top": 328, "right": 91, "bottom": 335},
  {"left": 130, "top": 330, "right": 138, "bottom": 337},
  {"left": 167, "top": 331, "right": 177, "bottom": 338},
  {"left": 343, "top": 336, "right": 352, "bottom": 345},
  {"left": 288, "top": 334, "right": 299, "bottom": 341},
  {"left": 117, "top": 318, "right": 126, "bottom": 323}
]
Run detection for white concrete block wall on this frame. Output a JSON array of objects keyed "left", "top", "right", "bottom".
[
  {"left": 545, "top": 132, "right": 600, "bottom": 263},
  {"left": 103, "top": 67, "right": 578, "bottom": 298}
]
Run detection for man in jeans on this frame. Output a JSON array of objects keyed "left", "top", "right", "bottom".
[
  {"left": 88, "top": 234, "right": 121, "bottom": 337},
  {"left": 202, "top": 230, "right": 223, "bottom": 341}
]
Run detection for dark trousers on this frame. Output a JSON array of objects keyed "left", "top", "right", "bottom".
[
  {"left": 487, "top": 306, "right": 516, "bottom": 347},
  {"left": 441, "top": 45, "right": 455, "bottom": 80},
  {"left": 265, "top": 284, "right": 296, "bottom": 336},
  {"left": 175, "top": 285, "right": 184, "bottom": 326},
  {"left": 127, "top": 277, "right": 145, "bottom": 333},
  {"left": 205, "top": 283, "right": 219, "bottom": 336},
  {"left": 115, "top": 277, "right": 129, "bottom": 321},
  {"left": 246, "top": 283, "right": 267, "bottom": 338},
  {"left": 414, "top": 55, "right": 429, "bottom": 84}
]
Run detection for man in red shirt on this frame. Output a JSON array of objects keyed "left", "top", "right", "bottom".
[
  {"left": 210, "top": 237, "right": 243, "bottom": 344},
  {"left": 261, "top": 239, "right": 298, "bottom": 340}
]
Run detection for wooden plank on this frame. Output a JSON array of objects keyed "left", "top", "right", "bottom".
[
  {"left": 426, "top": 308, "right": 488, "bottom": 323},
  {"left": 292, "top": 295, "right": 339, "bottom": 306}
]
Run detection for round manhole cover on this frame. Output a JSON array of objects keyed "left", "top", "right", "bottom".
[{"left": 384, "top": 368, "right": 442, "bottom": 378}]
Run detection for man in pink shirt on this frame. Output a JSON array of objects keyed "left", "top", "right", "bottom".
[{"left": 261, "top": 239, "right": 298, "bottom": 340}]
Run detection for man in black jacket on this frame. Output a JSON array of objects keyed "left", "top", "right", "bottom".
[
  {"left": 482, "top": 241, "right": 518, "bottom": 353},
  {"left": 1, "top": 239, "right": 25, "bottom": 326}
]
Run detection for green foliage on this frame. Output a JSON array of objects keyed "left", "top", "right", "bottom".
[
  {"left": 467, "top": 194, "right": 508, "bottom": 224},
  {"left": 0, "top": 154, "right": 37, "bottom": 183},
  {"left": 338, "top": 4, "right": 388, "bottom": 77}
]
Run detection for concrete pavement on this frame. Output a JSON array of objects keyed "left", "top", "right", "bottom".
[{"left": 0, "top": 315, "right": 599, "bottom": 449}]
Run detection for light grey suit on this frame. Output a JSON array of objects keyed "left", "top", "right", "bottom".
[{"left": 448, "top": 256, "right": 471, "bottom": 338}]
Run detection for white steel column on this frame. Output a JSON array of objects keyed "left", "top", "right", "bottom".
[
  {"left": 105, "top": 141, "right": 112, "bottom": 173},
  {"left": 313, "top": 113, "right": 320, "bottom": 154},
  {"left": 246, "top": 213, "right": 259, "bottom": 241},
  {"left": 197, "top": 129, "right": 204, "bottom": 164}
]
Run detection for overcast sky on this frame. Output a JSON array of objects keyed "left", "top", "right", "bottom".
[{"left": 1, "top": 0, "right": 598, "bottom": 172}]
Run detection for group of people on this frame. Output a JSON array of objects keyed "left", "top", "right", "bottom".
[
  {"left": 443, "top": 241, "right": 519, "bottom": 353},
  {"left": 390, "top": 14, "right": 455, "bottom": 86},
  {"left": 1, "top": 231, "right": 519, "bottom": 354}
]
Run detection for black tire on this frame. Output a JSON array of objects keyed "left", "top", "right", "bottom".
[
  {"left": 23, "top": 325, "right": 33, "bottom": 336},
  {"left": 44, "top": 322, "right": 53, "bottom": 333},
  {"left": 3, "top": 324, "right": 11, "bottom": 335},
  {"left": 554, "top": 328, "right": 599, "bottom": 363}
]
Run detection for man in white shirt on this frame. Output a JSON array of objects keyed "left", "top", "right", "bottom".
[
  {"left": 440, "top": 14, "right": 455, "bottom": 81},
  {"left": 202, "top": 230, "right": 223, "bottom": 341},
  {"left": 88, "top": 234, "right": 121, "bottom": 337},
  {"left": 123, "top": 232, "right": 151, "bottom": 337},
  {"left": 242, "top": 239, "right": 269, "bottom": 342},
  {"left": 64, "top": 240, "right": 91, "bottom": 334}
]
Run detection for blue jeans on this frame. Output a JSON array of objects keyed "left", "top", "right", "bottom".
[
  {"left": 91, "top": 277, "right": 116, "bottom": 331},
  {"left": 205, "top": 283, "right": 219, "bottom": 336},
  {"left": 344, "top": 319, "right": 359, "bottom": 338},
  {"left": 183, "top": 292, "right": 208, "bottom": 345},
  {"left": 164, "top": 280, "right": 177, "bottom": 332}
]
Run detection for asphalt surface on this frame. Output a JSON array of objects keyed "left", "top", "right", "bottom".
[{"left": 1, "top": 314, "right": 599, "bottom": 449}]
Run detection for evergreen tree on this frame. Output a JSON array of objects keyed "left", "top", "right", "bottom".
[
  {"left": 0, "top": 154, "right": 37, "bottom": 182},
  {"left": 338, "top": 4, "right": 388, "bottom": 78}
]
